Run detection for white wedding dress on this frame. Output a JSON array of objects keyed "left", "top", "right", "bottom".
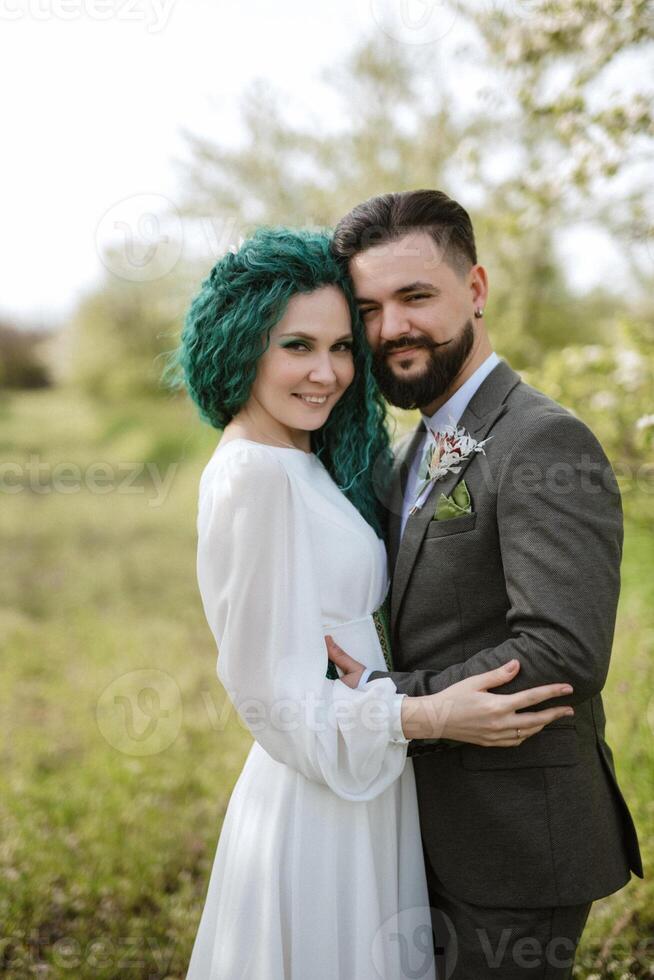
[{"left": 186, "top": 439, "right": 435, "bottom": 980}]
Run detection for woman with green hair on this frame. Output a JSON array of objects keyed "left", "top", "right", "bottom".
[{"left": 176, "top": 228, "right": 569, "bottom": 978}]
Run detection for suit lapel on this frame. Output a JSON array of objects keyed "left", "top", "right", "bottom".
[{"left": 390, "top": 360, "right": 521, "bottom": 631}]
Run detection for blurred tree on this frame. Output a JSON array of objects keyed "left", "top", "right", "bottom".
[
  {"left": 172, "top": 33, "right": 600, "bottom": 366},
  {"left": 469, "top": 0, "right": 654, "bottom": 467},
  {"left": 522, "top": 306, "right": 654, "bottom": 478},
  {"left": 173, "top": 37, "right": 467, "bottom": 229},
  {"left": 71, "top": 247, "right": 198, "bottom": 399},
  {"left": 461, "top": 0, "right": 654, "bottom": 280},
  {"left": 0, "top": 321, "right": 54, "bottom": 389},
  {"left": 73, "top": 9, "right": 653, "bottom": 397},
  {"left": 467, "top": 0, "right": 652, "bottom": 184}
]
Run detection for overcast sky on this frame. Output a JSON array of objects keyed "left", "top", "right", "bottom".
[{"left": 0, "top": 0, "right": 630, "bottom": 327}]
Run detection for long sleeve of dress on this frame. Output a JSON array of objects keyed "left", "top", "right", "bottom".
[{"left": 196, "top": 445, "right": 409, "bottom": 802}]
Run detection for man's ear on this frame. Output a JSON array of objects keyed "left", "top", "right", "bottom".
[{"left": 470, "top": 264, "right": 488, "bottom": 309}]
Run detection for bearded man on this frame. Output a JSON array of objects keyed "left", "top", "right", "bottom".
[{"left": 327, "top": 190, "right": 643, "bottom": 980}]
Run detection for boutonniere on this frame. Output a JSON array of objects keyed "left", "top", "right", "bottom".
[{"left": 409, "top": 418, "right": 491, "bottom": 516}]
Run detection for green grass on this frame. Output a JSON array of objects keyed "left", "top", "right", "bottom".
[{"left": 1, "top": 387, "right": 651, "bottom": 978}]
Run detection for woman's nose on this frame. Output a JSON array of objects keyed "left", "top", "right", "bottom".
[{"left": 307, "top": 354, "right": 337, "bottom": 384}]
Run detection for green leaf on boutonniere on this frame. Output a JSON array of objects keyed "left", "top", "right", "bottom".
[{"left": 434, "top": 479, "right": 472, "bottom": 520}]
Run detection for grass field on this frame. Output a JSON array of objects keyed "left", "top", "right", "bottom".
[{"left": 1, "top": 387, "right": 651, "bottom": 978}]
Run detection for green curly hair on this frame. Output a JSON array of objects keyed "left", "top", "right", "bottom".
[{"left": 165, "top": 227, "right": 392, "bottom": 534}]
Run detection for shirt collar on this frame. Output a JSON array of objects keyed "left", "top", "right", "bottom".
[{"left": 421, "top": 351, "right": 500, "bottom": 432}]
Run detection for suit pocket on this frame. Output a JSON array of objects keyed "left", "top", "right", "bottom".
[
  {"left": 425, "top": 512, "right": 477, "bottom": 540},
  {"left": 460, "top": 727, "right": 580, "bottom": 770}
]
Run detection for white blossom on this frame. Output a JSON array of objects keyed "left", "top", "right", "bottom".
[
  {"left": 590, "top": 391, "right": 617, "bottom": 411},
  {"left": 614, "top": 348, "right": 645, "bottom": 390}
]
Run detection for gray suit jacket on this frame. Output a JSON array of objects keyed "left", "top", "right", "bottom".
[{"left": 369, "top": 359, "right": 643, "bottom": 908}]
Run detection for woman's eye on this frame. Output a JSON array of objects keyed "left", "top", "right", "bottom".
[
  {"left": 283, "top": 341, "right": 310, "bottom": 351},
  {"left": 332, "top": 342, "right": 354, "bottom": 353}
]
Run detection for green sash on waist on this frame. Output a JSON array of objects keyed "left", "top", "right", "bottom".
[{"left": 372, "top": 596, "right": 394, "bottom": 672}]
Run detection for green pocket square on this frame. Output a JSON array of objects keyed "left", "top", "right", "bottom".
[{"left": 434, "top": 479, "right": 472, "bottom": 521}]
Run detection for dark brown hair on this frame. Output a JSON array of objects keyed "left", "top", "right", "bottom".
[{"left": 331, "top": 189, "right": 477, "bottom": 277}]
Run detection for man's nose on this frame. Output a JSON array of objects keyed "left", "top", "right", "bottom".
[{"left": 379, "top": 307, "right": 411, "bottom": 343}]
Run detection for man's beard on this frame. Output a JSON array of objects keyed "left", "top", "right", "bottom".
[{"left": 372, "top": 319, "right": 475, "bottom": 410}]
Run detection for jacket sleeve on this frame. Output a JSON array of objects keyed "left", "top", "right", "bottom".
[
  {"left": 368, "top": 412, "right": 623, "bottom": 723},
  {"left": 196, "top": 445, "right": 409, "bottom": 800}
]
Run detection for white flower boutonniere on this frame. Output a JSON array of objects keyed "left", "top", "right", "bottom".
[{"left": 409, "top": 418, "right": 491, "bottom": 516}]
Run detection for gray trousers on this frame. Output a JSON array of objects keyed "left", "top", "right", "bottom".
[{"left": 425, "top": 857, "right": 592, "bottom": 980}]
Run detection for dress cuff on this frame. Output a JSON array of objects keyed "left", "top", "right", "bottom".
[{"left": 389, "top": 692, "right": 409, "bottom": 744}]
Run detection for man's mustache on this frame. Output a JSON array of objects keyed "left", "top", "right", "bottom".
[{"left": 380, "top": 337, "right": 452, "bottom": 356}]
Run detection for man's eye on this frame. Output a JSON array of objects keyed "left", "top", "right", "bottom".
[
  {"left": 359, "top": 308, "right": 376, "bottom": 317},
  {"left": 407, "top": 294, "right": 430, "bottom": 301}
]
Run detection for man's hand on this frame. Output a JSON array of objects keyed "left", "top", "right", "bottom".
[{"left": 325, "top": 636, "right": 366, "bottom": 689}]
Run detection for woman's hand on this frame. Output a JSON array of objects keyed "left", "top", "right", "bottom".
[
  {"left": 402, "top": 660, "right": 575, "bottom": 746},
  {"left": 325, "top": 636, "right": 365, "bottom": 688},
  {"left": 325, "top": 639, "right": 575, "bottom": 746}
]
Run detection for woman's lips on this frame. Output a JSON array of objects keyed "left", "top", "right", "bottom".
[{"left": 292, "top": 393, "right": 330, "bottom": 405}]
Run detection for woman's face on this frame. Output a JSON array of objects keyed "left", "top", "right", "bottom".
[{"left": 247, "top": 286, "right": 355, "bottom": 438}]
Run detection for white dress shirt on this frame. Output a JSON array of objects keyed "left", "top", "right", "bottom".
[{"left": 356, "top": 352, "right": 500, "bottom": 689}]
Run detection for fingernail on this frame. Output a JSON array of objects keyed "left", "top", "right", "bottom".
[
  {"left": 506, "top": 660, "right": 518, "bottom": 670},
  {"left": 560, "top": 685, "right": 573, "bottom": 693},
  {"left": 566, "top": 709, "right": 575, "bottom": 716}
]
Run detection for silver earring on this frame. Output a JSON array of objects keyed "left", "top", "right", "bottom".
[{"left": 474, "top": 307, "right": 484, "bottom": 319}]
